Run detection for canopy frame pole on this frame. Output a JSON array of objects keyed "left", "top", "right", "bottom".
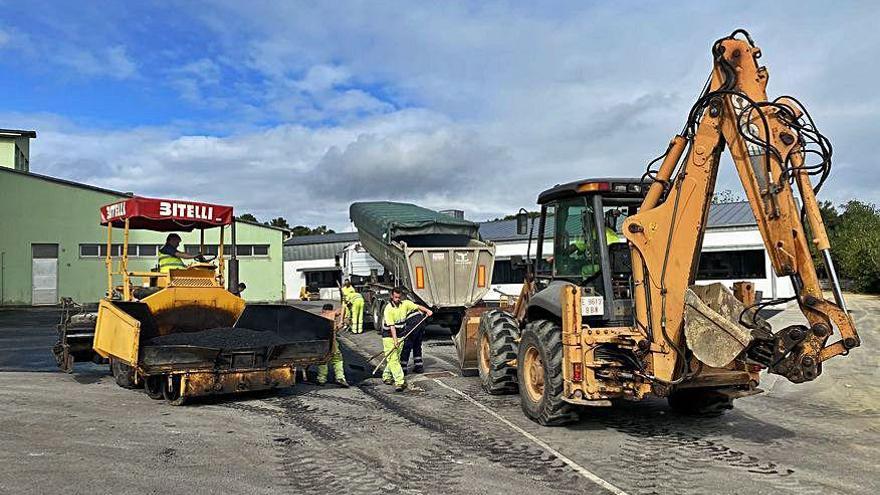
[
  {"left": 122, "top": 219, "right": 131, "bottom": 301},
  {"left": 105, "top": 224, "right": 113, "bottom": 299},
  {"left": 218, "top": 225, "right": 225, "bottom": 286}
]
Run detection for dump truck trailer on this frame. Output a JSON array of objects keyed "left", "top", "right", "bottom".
[
  {"left": 349, "top": 201, "right": 496, "bottom": 331},
  {"left": 54, "top": 196, "right": 332, "bottom": 405}
]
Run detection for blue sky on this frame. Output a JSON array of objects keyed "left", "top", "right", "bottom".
[{"left": 1, "top": 1, "right": 878, "bottom": 229}]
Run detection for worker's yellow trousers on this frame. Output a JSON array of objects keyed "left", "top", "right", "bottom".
[
  {"left": 349, "top": 297, "right": 364, "bottom": 333},
  {"left": 316, "top": 339, "right": 345, "bottom": 384},
  {"left": 381, "top": 337, "right": 405, "bottom": 386}
]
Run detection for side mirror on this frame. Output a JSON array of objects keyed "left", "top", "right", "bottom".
[{"left": 516, "top": 212, "right": 529, "bottom": 235}]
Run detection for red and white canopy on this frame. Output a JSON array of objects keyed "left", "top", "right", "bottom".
[{"left": 100, "top": 196, "right": 234, "bottom": 232}]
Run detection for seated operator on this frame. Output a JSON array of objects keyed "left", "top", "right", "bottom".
[
  {"left": 157, "top": 233, "right": 200, "bottom": 273},
  {"left": 564, "top": 213, "right": 626, "bottom": 278}
]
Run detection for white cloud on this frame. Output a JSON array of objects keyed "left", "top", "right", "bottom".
[
  {"left": 8, "top": 1, "right": 880, "bottom": 228},
  {"left": 52, "top": 45, "right": 138, "bottom": 80}
]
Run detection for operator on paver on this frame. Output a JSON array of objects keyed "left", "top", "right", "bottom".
[
  {"left": 382, "top": 287, "right": 432, "bottom": 390},
  {"left": 158, "top": 233, "right": 200, "bottom": 273},
  {"left": 316, "top": 303, "right": 349, "bottom": 387},
  {"left": 341, "top": 279, "right": 365, "bottom": 334}
]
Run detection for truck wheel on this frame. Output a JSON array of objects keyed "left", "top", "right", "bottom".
[
  {"left": 517, "top": 320, "right": 579, "bottom": 426},
  {"left": 667, "top": 388, "right": 734, "bottom": 416},
  {"left": 110, "top": 358, "right": 138, "bottom": 389},
  {"left": 145, "top": 375, "right": 165, "bottom": 400},
  {"left": 478, "top": 310, "right": 520, "bottom": 395},
  {"left": 373, "top": 300, "right": 385, "bottom": 334}
]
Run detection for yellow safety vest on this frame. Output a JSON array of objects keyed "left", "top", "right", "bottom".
[
  {"left": 383, "top": 300, "right": 419, "bottom": 327},
  {"left": 605, "top": 227, "right": 624, "bottom": 244},
  {"left": 158, "top": 253, "right": 186, "bottom": 273},
  {"left": 342, "top": 285, "right": 363, "bottom": 303}
]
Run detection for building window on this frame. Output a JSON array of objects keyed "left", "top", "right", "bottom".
[
  {"left": 183, "top": 244, "right": 268, "bottom": 257},
  {"left": 80, "top": 244, "right": 99, "bottom": 257},
  {"left": 696, "top": 249, "right": 766, "bottom": 280},
  {"left": 80, "top": 244, "right": 161, "bottom": 258},
  {"left": 138, "top": 244, "right": 157, "bottom": 256}
]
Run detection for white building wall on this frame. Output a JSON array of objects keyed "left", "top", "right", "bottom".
[
  {"left": 283, "top": 259, "right": 337, "bottom": 300},
  {"left": 700, "top": 227, "right": 794, "bottom": 299}
]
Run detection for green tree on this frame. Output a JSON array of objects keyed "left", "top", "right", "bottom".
[
  {"left": 290, "top": 225, "right": 313, "bottom": 237},
  {"left": 827, "top": 200, "right": 880, "bottom": 292},
  {"left": 711, "top": 189, "right": 744, "bottom": 204},
  {"left": 267, "top": 217, "right": 290, "bottom": 229},
  {"left": 238, "top": 213, "right": 258, "bottom": 223},
  {"left": 288, "top": 225, "right": 336, "bottom": 237}
]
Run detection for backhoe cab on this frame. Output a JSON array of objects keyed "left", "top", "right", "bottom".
[{"left": 521, "top": 178, "right": 647, "bottom": 327}]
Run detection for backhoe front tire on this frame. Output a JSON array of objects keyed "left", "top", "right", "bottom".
[
  {"left": 667, "top": 388, "right": 735, "bottom": 417},
  {"left": 478, "top": 310, "right": 520, "bottom": 395},
  {"left": 516, "top": 320, "right": 579, "bottom": 426},
  {"left": 110, "top": 358, "right": 137, "bottom": 389}
]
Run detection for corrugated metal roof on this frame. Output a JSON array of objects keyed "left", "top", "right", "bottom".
[
  {"left": 477, "top": 217, "right": 554, "bottom": 242},
  {"left": 705, "top": 201, "right": 756, "bottom": 228},
  {"left": 284, "top": 241, "right": 353, "bottom": 262},
  {"left": 283, "top": 201, "right": 758, "bottom": 261},
  {"left": 285, "top": 232, "right": 359, "bottom": 246}
]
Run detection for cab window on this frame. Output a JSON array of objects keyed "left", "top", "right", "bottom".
[{"left": 553, "top": 197, "right": 600, "bottom": 279}]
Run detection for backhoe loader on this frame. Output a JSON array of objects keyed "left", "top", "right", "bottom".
[{"left": 454, "top": 29, "right": 861, "bottom": 425}]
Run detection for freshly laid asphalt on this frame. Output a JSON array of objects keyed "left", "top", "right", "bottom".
[{"left": 0, "top": 296, "right": 876, "bottom": 494}]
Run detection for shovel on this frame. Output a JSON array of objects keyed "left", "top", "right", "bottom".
[{"left": 370, "top": 314, "right": 430, "bottom": 376}]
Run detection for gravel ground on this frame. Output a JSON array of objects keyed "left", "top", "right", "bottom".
[{"left": 0, "top": 296, "right": 876, "bottom": 494}]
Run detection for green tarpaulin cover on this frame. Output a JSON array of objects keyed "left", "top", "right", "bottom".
[{"left": 350, "top": 201, "right": 479, "bottom": 241}]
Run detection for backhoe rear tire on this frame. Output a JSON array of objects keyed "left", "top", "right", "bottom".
[
  {"left": 667, "top": 388, "right": 735, "bottom": 417},
  {"left": 478, "top": 310, "right": 520, "bottom": 395},
  {"left": 516, "top": 320, "right": 579, "bottom": 426},
  {"left": 110, "top": 358, "right": 137, "bottom": 389}
]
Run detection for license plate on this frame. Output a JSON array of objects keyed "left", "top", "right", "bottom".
[{"left": 581, "top": 296, "right": 604, "bottom": 316}]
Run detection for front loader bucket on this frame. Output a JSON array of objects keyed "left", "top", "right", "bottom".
[{"left": 683, "top": 283, "right": 766, "bottom": 368}]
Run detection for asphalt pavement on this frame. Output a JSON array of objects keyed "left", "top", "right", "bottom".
[{"left": 0, "top": 296, "right": 876, "bottom": 494}]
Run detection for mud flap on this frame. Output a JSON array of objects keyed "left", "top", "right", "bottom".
[{"left": 683, "top": 283, "right": 758, "bottom": 368}]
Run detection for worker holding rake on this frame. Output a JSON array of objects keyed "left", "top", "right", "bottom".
[{"left": 381, "top": 287, "right": 432, "bottom": 391}]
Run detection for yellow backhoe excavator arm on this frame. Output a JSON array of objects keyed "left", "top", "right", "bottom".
[{"left": 623, "top": 30, "right": 859, "bottom": 384}]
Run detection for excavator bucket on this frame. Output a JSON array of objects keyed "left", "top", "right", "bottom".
[{"left": 683, "top": 283, "right": 765, "bottom": 367}]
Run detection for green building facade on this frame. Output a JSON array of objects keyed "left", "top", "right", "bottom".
[{"left": 0, "top": 167, "right": 286, "bottom": 305}]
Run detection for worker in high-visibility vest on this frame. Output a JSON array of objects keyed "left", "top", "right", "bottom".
[
  {"left": 316, "top": 303, "right": 349, "bottom": 387},
  {"left": 382, "top": 287, "right": 432, "bottom": 389},
  {"left": 158, "top": 233, "right": 199, "bottom": 273},
  {"left": 341, "top": 279, "right": 365, "bottom": 334}
]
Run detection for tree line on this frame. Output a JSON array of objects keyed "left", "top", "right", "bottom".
[{"left": 237, "top": 213, "right": 336, "bottom": 237}]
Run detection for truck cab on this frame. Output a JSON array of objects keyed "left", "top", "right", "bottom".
[{"left": 523, "top": 178, "right": 648, "bottom": 327}]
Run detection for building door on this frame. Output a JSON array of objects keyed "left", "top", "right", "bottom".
[{"left": 32, "top": 244, "right": 59, "bottom": 306}]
